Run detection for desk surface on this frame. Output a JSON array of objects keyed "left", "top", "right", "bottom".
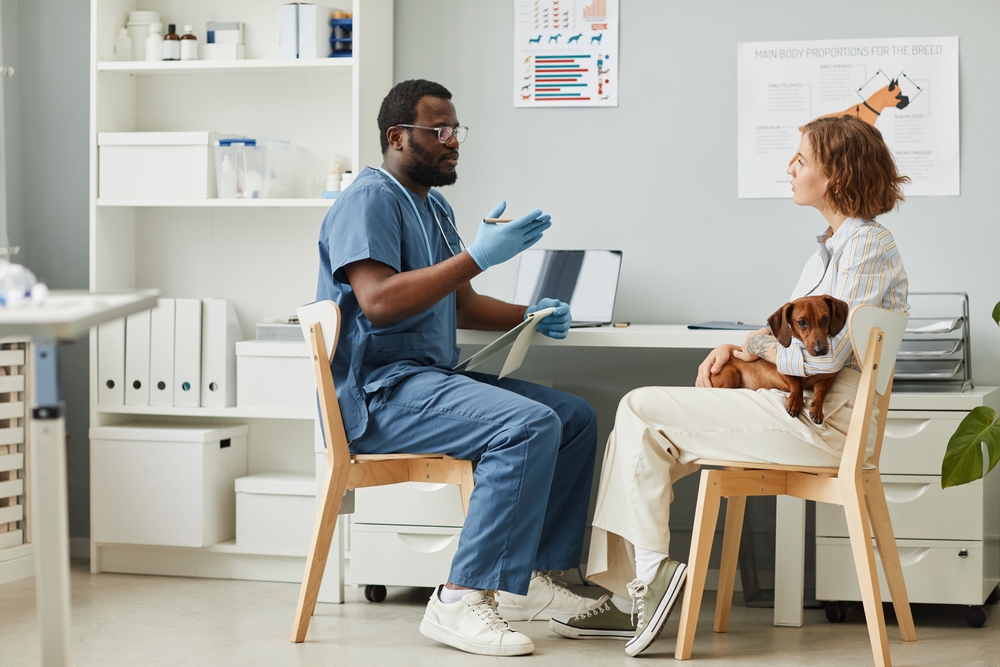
[
  {"left": 0, "top": 289, "right": 159, "bottom": 339},
  {"left": 458, "top": 324, "right": 749, "bottom": 349}
]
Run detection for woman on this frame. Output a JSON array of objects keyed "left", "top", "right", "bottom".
[{"left": 550, "top": 115, "right": 910, "bottom": 656}]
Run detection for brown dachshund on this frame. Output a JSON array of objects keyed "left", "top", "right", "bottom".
[{"left": 711, "top": 295, "right": 849, "bottom": 424}]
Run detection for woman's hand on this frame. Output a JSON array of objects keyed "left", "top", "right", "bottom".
[
  {"left": 696, "top": 344, "right": 740, "bottom": 387},
  {"left": 734, "top": 327, "right": 780, "bottom": 364}
]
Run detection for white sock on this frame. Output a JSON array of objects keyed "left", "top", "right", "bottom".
[
  {"left": 438, "top": 586, "right": 476, "bottom": 604},
  {"left": 531, "top": 570, "right": 543, "bottom": 579},
  {"left": 635, "top": 547, "right": 668, "bottom": 585},
  {"left": 610, "top": 593, "right": 634, "bottom": 614}
]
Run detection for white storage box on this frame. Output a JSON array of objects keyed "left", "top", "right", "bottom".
[
  {"left": 354, "top": 482, "right": 465, "bottom": 528},
  {"left": 236, "top": 341, "right": 314, "bottom": 410},
  {"left": 349, "top": 523, "right": 461, "bottom": 587},
  {"left": 235, "top": 472, "right": 316, "bottom": 551},
  {"left": 90, "top": 423, "right": 248, "bottom": 547},
  {"left": 98, "top": 131, "right": 221, "bottom": 199}
]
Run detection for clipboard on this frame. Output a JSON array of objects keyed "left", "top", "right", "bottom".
[{"left": 454, "top": 307, "right": 556, "bottom": 378}]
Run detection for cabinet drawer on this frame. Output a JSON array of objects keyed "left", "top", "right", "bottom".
[
  {"left": 816, "top": 538, "right": 990, "bottom": 605},
  {"left": 816, "top": 475, "right": 983, "bottom": 541},
  {"left": 353, "top": 482, "right": 466, "bottom": 527},
  {"left": 880, "top": 414, "right": 964, "bottom": 475},
  {"left": 349, "top": 524, "right": 460, "bottom": 587}
]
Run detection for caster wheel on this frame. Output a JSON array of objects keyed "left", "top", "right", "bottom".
[
  {"left": 986, "top": 585, "right": 1000, "bottom": 606},
  {"left": 365, "top": 584, "right": 387, "bottom": 603},
  {"left": 967, "top": 605, "right": 987, "bottom": 628},
  {"left": 825, "top": 601, "right": 847, "bottom": 623}
]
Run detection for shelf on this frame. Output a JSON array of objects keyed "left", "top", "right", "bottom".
[
  {"left": 96, "top": 404, "right": 316, "bottom": 420},
  {"left": 97, "top": 58, "right": 352, "bottom": 75},
  {"left": 96, "top": 198, "right": 335, "bottom": 208}
]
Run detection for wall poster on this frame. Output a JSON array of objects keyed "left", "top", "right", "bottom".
[
  {"left": 514, "top": 0, "right": 619, "bottom": 108},
  {"left": 737, "top": 36, "right": 959, "bottom": 198}
]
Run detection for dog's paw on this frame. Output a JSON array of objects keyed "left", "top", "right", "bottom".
[
  {"left": 786, "top": 396, "right": 803, "bottom": 418},
  {"left": 809, "top": 410, "right": 824, "bottom": 425}
]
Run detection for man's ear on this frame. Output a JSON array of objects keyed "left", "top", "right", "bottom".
[
  {"left": 825, "top": 296, "right": 850, "bottom": 336},
  {"left": 768, "top": 302, "right": 794, "bottom": 348},
  {"left": 385, "top": 126, "right": 406, "bottom": 152}
]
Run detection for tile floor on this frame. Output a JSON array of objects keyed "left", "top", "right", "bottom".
[{"left": 1, "top": 562, "right": 999, "bottom": 666}]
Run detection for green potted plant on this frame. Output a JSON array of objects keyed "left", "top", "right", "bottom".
[{"left": 940, "top": 301, "right": 1000, "bottom": 488}]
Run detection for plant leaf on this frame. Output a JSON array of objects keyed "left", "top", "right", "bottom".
[
  {"left": 993, "top": 300, "right": 1000, "bottom": 326},
  {"left": 941, "top": 406, "right": 1000, "bottom": 488}
]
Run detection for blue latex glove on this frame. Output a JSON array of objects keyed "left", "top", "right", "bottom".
[
  {"left": 466, "top": 201, "right": 552, "bottom": 271},
  {"left": 526, "top": 298, "right": 572, "bottom": 339}
]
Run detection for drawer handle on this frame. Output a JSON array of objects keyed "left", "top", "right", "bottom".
[
  {"left": 875, "top": 546, "right": 930, "bottom": 568},
  {"left": 412, "top": 483, "right": 448, "bottom": 493},
  {"left": 883, "top": 482, "right": 931, "bottom": 504},
  {"left": 396, "top": 533, "right": 457, "bottom": 554},
  {"left": 883, "top": 419, "right": 931, "bottom": 439}
]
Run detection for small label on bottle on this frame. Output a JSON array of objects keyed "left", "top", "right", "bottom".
[
  {"left": 181, "top": 40, "right": 197, "bottom": 61},
  {"left": 163, "top": 40, "right": 181, "bottom": 61}
]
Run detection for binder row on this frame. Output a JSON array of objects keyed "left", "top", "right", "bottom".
[{"left": 98, "top": 298, "right": 244, "bottom": 409}]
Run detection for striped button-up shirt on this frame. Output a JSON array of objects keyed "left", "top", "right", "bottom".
[{"left": 776, "top": 217, "right": 909, "bottom": 377}]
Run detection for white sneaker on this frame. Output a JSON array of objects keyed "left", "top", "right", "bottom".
[
  {"left": 497, "top": 572, "right": 603, "bottom": 621},
  {"left": 419, "top": 586, "right": 535, "bottom": 656}
]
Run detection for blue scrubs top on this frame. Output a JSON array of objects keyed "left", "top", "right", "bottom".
[{"left": 316, "top": 166, "right": 464, "bottom": 442}]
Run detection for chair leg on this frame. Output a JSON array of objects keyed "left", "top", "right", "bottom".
[
  {"left": 675, "top": 470, "right": 723, "bottom": 660},
  {"left": 290, "top": 461, "right": 350, "bottom": 643},
  {"left": 841, "top": 475, "right": 892, "bottom": 667},
  {"left": 865, "top": 472, "right": 917, "bottom": 642},
  {"left": 714, "top": 495, "right": 746, "bottom": 633},
  {"left": 459, "top": 462, "right": 474, "bottom": 518}
]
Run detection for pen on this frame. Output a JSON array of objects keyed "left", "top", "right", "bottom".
[
  {"left": 484, "top": 218, "right": 513, "bottom": 224},
  {"left": 613, "top": 322, "right": 630, "bottom": 328}
]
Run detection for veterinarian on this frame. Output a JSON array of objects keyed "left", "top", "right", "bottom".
[
  {"left": 316, "top": 79, "right": 601, "bottom": 657},
  {"left": 551, "top": 115, "right": 909, "bottom": 656}
]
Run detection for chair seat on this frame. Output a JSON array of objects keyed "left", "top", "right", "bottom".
[
  {"left": 352, "top": 453, "right": 453, "bottom": 462},
  {"left": 693, "top": 458, "right": 876, "bottom": 473}
]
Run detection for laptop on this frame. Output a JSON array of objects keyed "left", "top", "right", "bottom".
[{"left": 513, "top": 250, "right": 623, "bottom": 327}]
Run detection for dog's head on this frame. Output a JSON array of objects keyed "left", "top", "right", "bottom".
[{"left": 767, "top": 295, "right": 849, "bottom": 356}]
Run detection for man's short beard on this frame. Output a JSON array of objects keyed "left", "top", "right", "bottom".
[{"left": 404, "top": 136, "right": 458, "bottom": 187}]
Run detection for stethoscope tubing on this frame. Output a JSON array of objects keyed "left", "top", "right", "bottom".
[{"left": 378, "top": 167, "right": 464, "bottom": 266}]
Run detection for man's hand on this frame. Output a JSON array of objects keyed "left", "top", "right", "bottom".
[
  {"left": 734, "top": 327, "right": 779, "bottom": 363},
  {"left": 526, "top": 298, "right": 571, "bottom": 339},
  {"left": 465, "top": 201, "right": 552, "bottom": 271},
  {"left": 696, "top": 344, "right": 740, "bottom": 388}
]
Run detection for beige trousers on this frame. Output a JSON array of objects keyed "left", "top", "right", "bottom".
[{"left": 586, "top": 368, "right": 873, "bottom": 598}]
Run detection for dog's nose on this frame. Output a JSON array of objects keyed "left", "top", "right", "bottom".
[{"left": 813, "top": 343, "right": 828, "bottom": 356}]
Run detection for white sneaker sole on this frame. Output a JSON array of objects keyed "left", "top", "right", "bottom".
[
  {"left": 548, "top": 616, "right": 634, "bottom": 640},
  {"left": 624, "top": 562, "right": 687, "bottom": 657},
  {"left": 419, "top": 618, "right": 535, "bottom": 656}
]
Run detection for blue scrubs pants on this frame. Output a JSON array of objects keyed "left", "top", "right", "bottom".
[{"left": 350, "top": 370, "right": 598, "bottom": 595}]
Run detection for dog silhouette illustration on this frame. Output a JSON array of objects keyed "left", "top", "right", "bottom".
[
  {"left": 548, "top": 33, "right": 562, "bottom": 43},
  {"left": 521, "top": 84, "right": 532, "bottom": 91},
  {"left": 815, "top": 79, "right": 910, "bottom": 126},
  {"left": 590, "top": 33, "right": 603, "bottom": 45},
  {"left": 528, "top": 35, "right": 542, "bottom": 44},
  {"left": 567, "top": 33, "right": 582, "bottom": 44},
  {"left": 521, "top": 94, "right": 532, "bottom": 100}
]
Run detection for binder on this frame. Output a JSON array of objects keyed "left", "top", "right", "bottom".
[
  {"left": 201, "top": 298, "right": 244, "bottom": 408},
  {"left": 97, "top": 318, "right": 126, "bottom": 405},
  {"left": 278, "top": 3, "right": 299, "bottom": 59},
  {"left": 173, "top": 298, "right": 203, "bottom": 407},
  {"left": 148, "top": 298, "right": 176, "bottom": 407},
  {"left": 124, "top": 309, "right": 151, "bottom": 406},
  {"left": 297, "top": 4, "right": 333, "bottom": 58}
]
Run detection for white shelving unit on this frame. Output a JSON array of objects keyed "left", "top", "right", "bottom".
[{"left": 88, "top": 0, "right": 392, "bottom": 600}]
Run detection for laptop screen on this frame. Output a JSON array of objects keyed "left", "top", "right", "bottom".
[{"left": 513, "top": 250, "right": 623, "bottom": 325}]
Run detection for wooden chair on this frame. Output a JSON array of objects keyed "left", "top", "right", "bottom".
[
  {"left": 290, "top": 300, "right": 475, "bottom": 643},
  {"left": 675, "top": 305, "right": 916, "bottom": 666}
]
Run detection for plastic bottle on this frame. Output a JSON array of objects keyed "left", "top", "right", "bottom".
[
  {"left": 114, "top": 29, "right": 132, "bottom": 61},
  {"left": 145, "top": 22, "right": 163, "bottom": 61},
  {"left": 218, "top": 155, "right": 237, "bottom": 198},
  {"left": 180, "top": 25, "right": 198, "bottom": 61},
  {"left": 162, "top": 24, "right": 181, "bottom": 61}
]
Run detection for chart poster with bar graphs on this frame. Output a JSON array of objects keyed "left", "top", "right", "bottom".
[
  {"left": 514, "top": 0, "right": 619, "bottom": 108},
  {"left": 737, "top": 36, "right": 959, "bottom": 198}
]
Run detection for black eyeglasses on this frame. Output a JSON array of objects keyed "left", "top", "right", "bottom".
[{"left": 396, "top": 124, "right": 469, "bottom": 144}]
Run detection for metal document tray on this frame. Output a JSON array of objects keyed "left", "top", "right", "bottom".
[
  {"left": 897, "top": 339, "right": 963, "bottom": 357},
  {"left": 894, "top": 360, "right": 964, "bottom": 380},
  {"left": 905, "top": 318, "right": 961, "bottom": 335}
]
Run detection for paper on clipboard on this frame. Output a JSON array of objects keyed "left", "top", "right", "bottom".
[{"left": 453, "top": 307, "right": 556, "bottom": 378}]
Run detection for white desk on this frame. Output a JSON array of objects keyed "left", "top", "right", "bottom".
[{"left": 0, "top": 290, "right": 159, "bottom": 667}]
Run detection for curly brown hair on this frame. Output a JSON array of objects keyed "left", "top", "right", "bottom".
[{"left": 799, "top": 115, "right": 909, "bottom": 221}]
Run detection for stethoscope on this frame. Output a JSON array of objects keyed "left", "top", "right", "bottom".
[{"left": 378, "top": 167, "right": 465, "bottom": 265}]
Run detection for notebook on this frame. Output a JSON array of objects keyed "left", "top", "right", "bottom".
[{"left": 513, "top": 250, "right": 623, "bottom": 327}]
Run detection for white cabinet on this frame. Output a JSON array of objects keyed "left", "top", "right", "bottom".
[
  {"left": 816, "top": 388, "right": 1000, "bottom": 620},
  {"left": 88, "top": 0, "right": 392, "bottom": 592}
]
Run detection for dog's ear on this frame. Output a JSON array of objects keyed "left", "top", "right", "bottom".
[
  {"left": 768, "top": 302, "right": 794, "bottom": 348},
  {"left": 825, "top": 296, "right": 850, "bottom": 336}
]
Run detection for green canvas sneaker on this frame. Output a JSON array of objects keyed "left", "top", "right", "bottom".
[
  {"left": 548, "top": 596, "right": 636, "bottom": 639},
  {"left": 624, "top": 559, "right": 687, "bottom": 657}
]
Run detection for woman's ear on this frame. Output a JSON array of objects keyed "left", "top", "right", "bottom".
[{"left": 767, "top": 302, "right": 793, "bottom": 348}]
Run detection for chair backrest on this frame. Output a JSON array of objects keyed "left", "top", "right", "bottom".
[
  {"left": 296, "top": 300, "right": 350, "bottom": 464},
  {"left": 838, "top": 305, "right": 909, "bottom": 478}
]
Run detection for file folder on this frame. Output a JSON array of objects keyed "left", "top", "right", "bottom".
[
  {"left": 97, "top": 318, "right": 126, "bottom": 405},
  {"left": 148, "top": 298, "right": 176, "bottom": 407},
  {"left": 124, "top": 309, "right": 151, "bottom": 406},
  {"left": 173, "top": 298, "right": 203, "bottom": 407},
  {"left": 201, "top": 298, "right": 244, "bottom": 408}
]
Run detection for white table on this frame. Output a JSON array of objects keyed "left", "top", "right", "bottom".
[{"left": 0, "top": 290, "right": 158, "bottom": 667}]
